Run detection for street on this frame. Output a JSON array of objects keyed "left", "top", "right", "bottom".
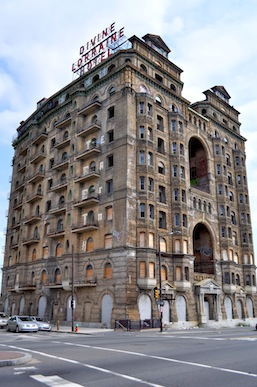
[{"left": 1, "top": 327, "right": 257, "bottom": 386}]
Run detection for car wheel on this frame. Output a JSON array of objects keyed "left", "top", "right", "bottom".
[{"left": 15, "top": 325, "right": 20, "bottom": 333}]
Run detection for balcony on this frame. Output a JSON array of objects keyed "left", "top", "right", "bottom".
[
  {"left": 55, "top": 136, "right": 70, "bottom": 149},
  {"left": 55, "top": 115, "right": 72, "bottom": 129},
  {"left": 26, "top": 192, "right": 43, "bottom": 203},
  {"left": 50, "top": 180, "right": 68, "bottom": 192},
  {"left": 137, "top": 278, "right": 157, "bottom": 290},
  {"left": 47, "top": 227, "right": 65, "bottom": 238},
  {"left": 74, "top": 279, "right": 97, "bottom": 288},
  {"left": 76, "top": 121, "right": 101, "bottom": 137},
  {"left": 10, "top": 282, "right": 36, "bottom": 292},
  {"left": 75, "top": 145, "right": 101, "bottom": 161},
  {"left": 78, "top": 100, "right": 102, "bottom": 116},
  {"left": 31, "top": 130, "right": 48, "bottom": 146},
  {"left": 74, "top": 170, "right": 100, "bottom": 183},
  {"left": 27, "top": 170, "right": 45, "bottom": 184},
  {"left": 73, "top": 194, "right": 99, "bottom": 208},
  {"left": 10, "top": 240, "right": 19, "bottom": 249},
  {"left": 52, "top": 157, "right": 69, "bottom": 171},
  {"left": 244, "top": 285, "right": 257, "bottom": 294},
  {"left": 17, "top": 162, "right": 26, "bottom": 174},
  {"left": 19, "top": 144, "right": 28, "bottom": 156},
  {"left": 11, "top": 220, "right": 21, "bottom": 229},
  {"left": 223, "top": 284, "right": 236, "bottom": 294},
  {"left": 23, "top": 213, "right": 41, "bottom": 224},
  {"left": 30, "top": 151, "right": 46, "bottom": 164},
  {"left": 14, "top": 182, "right": 25, "bottom": 192},
  {"left": 72, "top": 220, "right": 99, "bottom": 233},
  {"left": 48, "top": 204, "right": 67, "bottom": 215},
  {"left": 174, "top": 280, "right": 191, "bottom": 292},
  {"left": 13, "top": 199, "right": 23, "bottom": 210},
  {"left": 22, "top": 234, "right": 40, "bottom": 245}
]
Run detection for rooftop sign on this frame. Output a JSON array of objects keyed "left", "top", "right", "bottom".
[{"left": 72, "top": 22, "right": 125, "bottom": 76}]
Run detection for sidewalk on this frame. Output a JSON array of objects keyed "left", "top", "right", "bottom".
[
  {"left": 52, "top": 325, "right": 114, "bottom": 334},
  {"left": 0, "top": 351, "right": 32, "bottom": 367}
]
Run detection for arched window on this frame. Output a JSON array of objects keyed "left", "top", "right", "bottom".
[
  {"left": 158, "top": 161, "right": 165, "bottom": 174},
  {"left": 86, "top": 237, "right": 94, "bottom": 251},
  {"left": 170, "top": 84, "right": 177, "bottom": 92},
  {"left": 87, "top": 211, "right": 95, "bottom": 225},
  {"left": 68, "top": 190, "right": 72, "bottom": 200},
  {"left": 56, "top": 243, "right": 62, "bottom": 257},
  {"left": 155, "top": 95, "right": 162, "bottom": 105},
  {"left": 140, "top": 64, "right": 147, "bottom": 73},
  {"left": 108, "top": 64, "right": 115, "bottom": 73},
  {"left": 41, "top": 270, "right": 47, "bottom": 284},
  {"left": 85, "top": 264, "right": 93, "bottom": 280},
  {"left": 34, "top": 227, "right": 39, "bottom": 239},
  {"left": 32, "top": 248, "right": 37, "bottom": 261},
  {"left": 57, "top": 219, "right": 64, "bottom": 232},
  {"left": 31, "top": 271, "right": 35, "bottom": 285},
  {"left": 65, "top": 240, "right": 69, "bottom": 252},
  {"left": 149, "top": 262, "right": 155, "bottom": 279},
  {"left": 62, "top": 151, "right": 68, "bottom": 161},
  {"left": 109, "top": 86, "right": 115, "bottom": 95},
  {"left": 160, "top": 237, "right": 167, "bottom": 252},
  {"left": 104, "top": 262, "right": 112, "bottom": 278},
  {"left": 161, "top": 265, "right": 167, "bottom": 281},
  {"left": 63, "top": 130, "right": 69, "bottom": 140},
  {"left": 60, "top": 173, "right": 66, "bottom": 184},
  {"left": 104, "top": 234, "right": 113, "bottom": 249},
  {"left": 89, "top": 161, "right": 96, "bottom": 172},
  {"left": 92, "top": 74, "right": 100, "bottom": 82},
  {"left": 54, "top": 268, "right": 62, "bottom": 284},
  {"left": 59, "top": 196, "right": 65, "bottom": 207},
  {"left": 43, "top": 246, "right": 48, "bottom": 259}
]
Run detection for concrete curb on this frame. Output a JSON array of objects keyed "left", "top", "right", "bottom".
[{"left": 0, "top": 351, "right": 32, "bottom": 367}]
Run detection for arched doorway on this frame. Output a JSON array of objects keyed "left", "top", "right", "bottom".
[
  {"left": 101, "top": 294, "right": 113, "bottom": 327},
  {"left": 138, "top": 294, "right": 151, "bottom": 320},
  {"left": 176, "top": 295, "right": 187, "bottom": 322},
  {"left": 193, "top": 223, "right": 214, "bottom": 274},
  {"left": 189, "top": 137, "right": 209, "bottom": 193},
  {"left": 224, "top": 296, "right": 233, "bottom": 319},
  {"left": 38, "top": 295, "right": 47, "bottom": 318}
]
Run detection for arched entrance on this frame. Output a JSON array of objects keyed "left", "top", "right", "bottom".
[
  {"left": 189, "top": 137, "right": 209, "bottom": 193},
  {"left": 176, "top": 295, "right": 187, "bottom": 322},
  {"left": 224, "top": 296, "right": 233, "bottom": 319},
  {"left": 101, "top": 294, "right": 113, "bottom": 327},
  {"left": 193, "top": 223, "right": 214, "bottom": 274},
  {"left": 38, "top": 295, "right": 47, "bottom": 318},
  {"left": 138, "top": 294, "right": 151, "bottom": 320}
]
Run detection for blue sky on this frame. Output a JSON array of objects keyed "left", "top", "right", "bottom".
[{"left": 1, "top": 0, "right": 257, "bottom": 289}]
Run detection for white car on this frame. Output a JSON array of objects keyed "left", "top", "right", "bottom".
[
  {"left": 7, "top": 316, "right": 38, "bottom": 333},
  {"left": 31, "top": 317, "right": 51, "bottom": 331},
  {"left": 0, "top": 313, "right": 8, "bottom": 329}
]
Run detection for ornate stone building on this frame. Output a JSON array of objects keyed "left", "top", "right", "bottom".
[{"left": 1, "top": 32, "right": 256, "bottom": 327}]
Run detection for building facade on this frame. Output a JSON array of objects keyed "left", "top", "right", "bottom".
[{"left": 1, "top": 33, "right": 256, "bottom": 328}]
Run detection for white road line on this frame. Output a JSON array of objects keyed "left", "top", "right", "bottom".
[
  {"left": 0, "top": 344, "right": 164, "bottom": 387},
  {"left": 31, "top": 374, "right": 83, "bottom": 386}
]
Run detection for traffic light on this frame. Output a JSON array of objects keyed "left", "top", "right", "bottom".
[{"left": 154, "top": 287, "right": 159, "bottom": 300}]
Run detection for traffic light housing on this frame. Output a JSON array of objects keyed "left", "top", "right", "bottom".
[{"left": 154, "top": 287, "right": 159, "bottom": 300}]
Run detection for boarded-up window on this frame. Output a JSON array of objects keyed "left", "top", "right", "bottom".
[
  {"left": 106, "top": 206, "right": 113, "bottom": 221},
  {"left": 56, "top": 243, "right": 62, "bottom": 257},
  {"left": 43, "top": 246, "right": 49, "bottom": 259},
  {"left": 41, "top": 270, "right": 47, "bottom": 284},
  {"left": 175, "top": 266, "right": 182, "bottom": 281},
  {"left": 86, "top": 264, "right": 93, "bottom": 280},
  {"left": 86, "top": 237, "right": 94, "bottom": 252},
  {"left": 55, "top": 268, "right": 62, "bottom": 284},
  {"left": 149, "top": 262, "right": 155, "bottom": 279},
  {"left": 139, "top": 261, "right": 146, "bottom": 278},
  {"left": 105, "top": 234, "right": 112, "bottom": 249},
  {"left": 139, "top": 232, "right": 145, "bottom": 247},
  {"left": 149, "top": 233, "right": 154, "bottom": 248},
  {"left": 160, "top": 237, "right": 167, "bottom": 252},
  {"left": 104, "top": 263, "right": 112, "bottom": 278},
  {"left": 161, "top": 265, "right": 167, "bottom": 281},
  {"left": 32, "top": 248, "right": 37, "bottom": 261}
]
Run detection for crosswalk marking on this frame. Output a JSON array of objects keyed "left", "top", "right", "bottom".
[{"left": 31, "top": 374, "right": 83, "bottom": 386}]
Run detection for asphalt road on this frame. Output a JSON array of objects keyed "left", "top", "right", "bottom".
[{"left": 1, "top": 327, "right": 257, "bottom": 386}]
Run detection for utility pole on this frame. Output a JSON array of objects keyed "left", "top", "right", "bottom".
[{"left": 71, "top": 245, "right": 74, "bottom": 332}]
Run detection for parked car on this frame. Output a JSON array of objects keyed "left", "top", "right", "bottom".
[
  {"left": 31, "top": 316, "right": 51, "bottom": 331},
  {"left": 6, "top": 316, "right": 38, "bottom": 333},
  {"left": 0, "top": 312, "right": 9, "bottom": 329}
]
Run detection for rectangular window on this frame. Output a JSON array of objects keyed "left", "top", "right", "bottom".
[
  {"left": 174, "top": 189, "right": 179, "bottom": 201},
  {"left": 108, "top": 106, "right": 114, "bottom": 118},
  {"left": 107, "top": 154, "right": 113, "bottom": 168},
  {"left": 218, "top": 184, "right": 223, "bottom": 194},
  {"left": 180, "top": 166, "right": 185, "bottom": 178},
  {"left": 216, "top": 164, "right": 221, "bottom": 175},
  {"left": 172, "top": 142, "right": 177, "bottom": 154},
  {"left": 106, "top": 206, "right": 113, "bottom": 221},
  {"left": 139, "top": 126, "right": 145, "bottom": 139},
  {"left": 157, "top": 115, "right": 164, "bottom": 131},
  {"left": 149, "top": 204, "right": 154, "bottom": 219},
  {"left": 148, "top": 177, "right": 154, "bottom": 191},
  {"left": 147, "top": 103, "right": 152, "bottom": 116},
  {"left": 139, "top": 176, "right": 145, "bottom": 190},
  {"left": 174, "top": 213, "right": 180, "bottom": 227},
  {"left": 181, "top": 189, "right": 186, "bottom": 202},
  {"left": 171, "top": 120, "right": 176, "bottom": 131},
  {"left": 108, "top": 130, "right": 114, "bottom": 143},
  {"left": 139, "top": 102, "right": 144, "bottom": 114},
  {"left": 173, "top": 165, "right": 178, "bottom": 177},
  {"left": 215, "top": 144, "right": 220, "bottom": 155},
  {"left": 140, "top": 203, "right": 145, "bottom": 218},
  {"left": 182, "top": 214, "right": 187, "bottom": 227},
  {"left": 106, "top": 179, "right": 113, "bottom": 193},
  {"left": 139, "top": 150, "right": 145, "bottom": 164}
]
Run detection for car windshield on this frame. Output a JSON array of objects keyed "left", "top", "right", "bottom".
[{"left": 18, "top": 316, "right": 33, "bottom": 322}]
